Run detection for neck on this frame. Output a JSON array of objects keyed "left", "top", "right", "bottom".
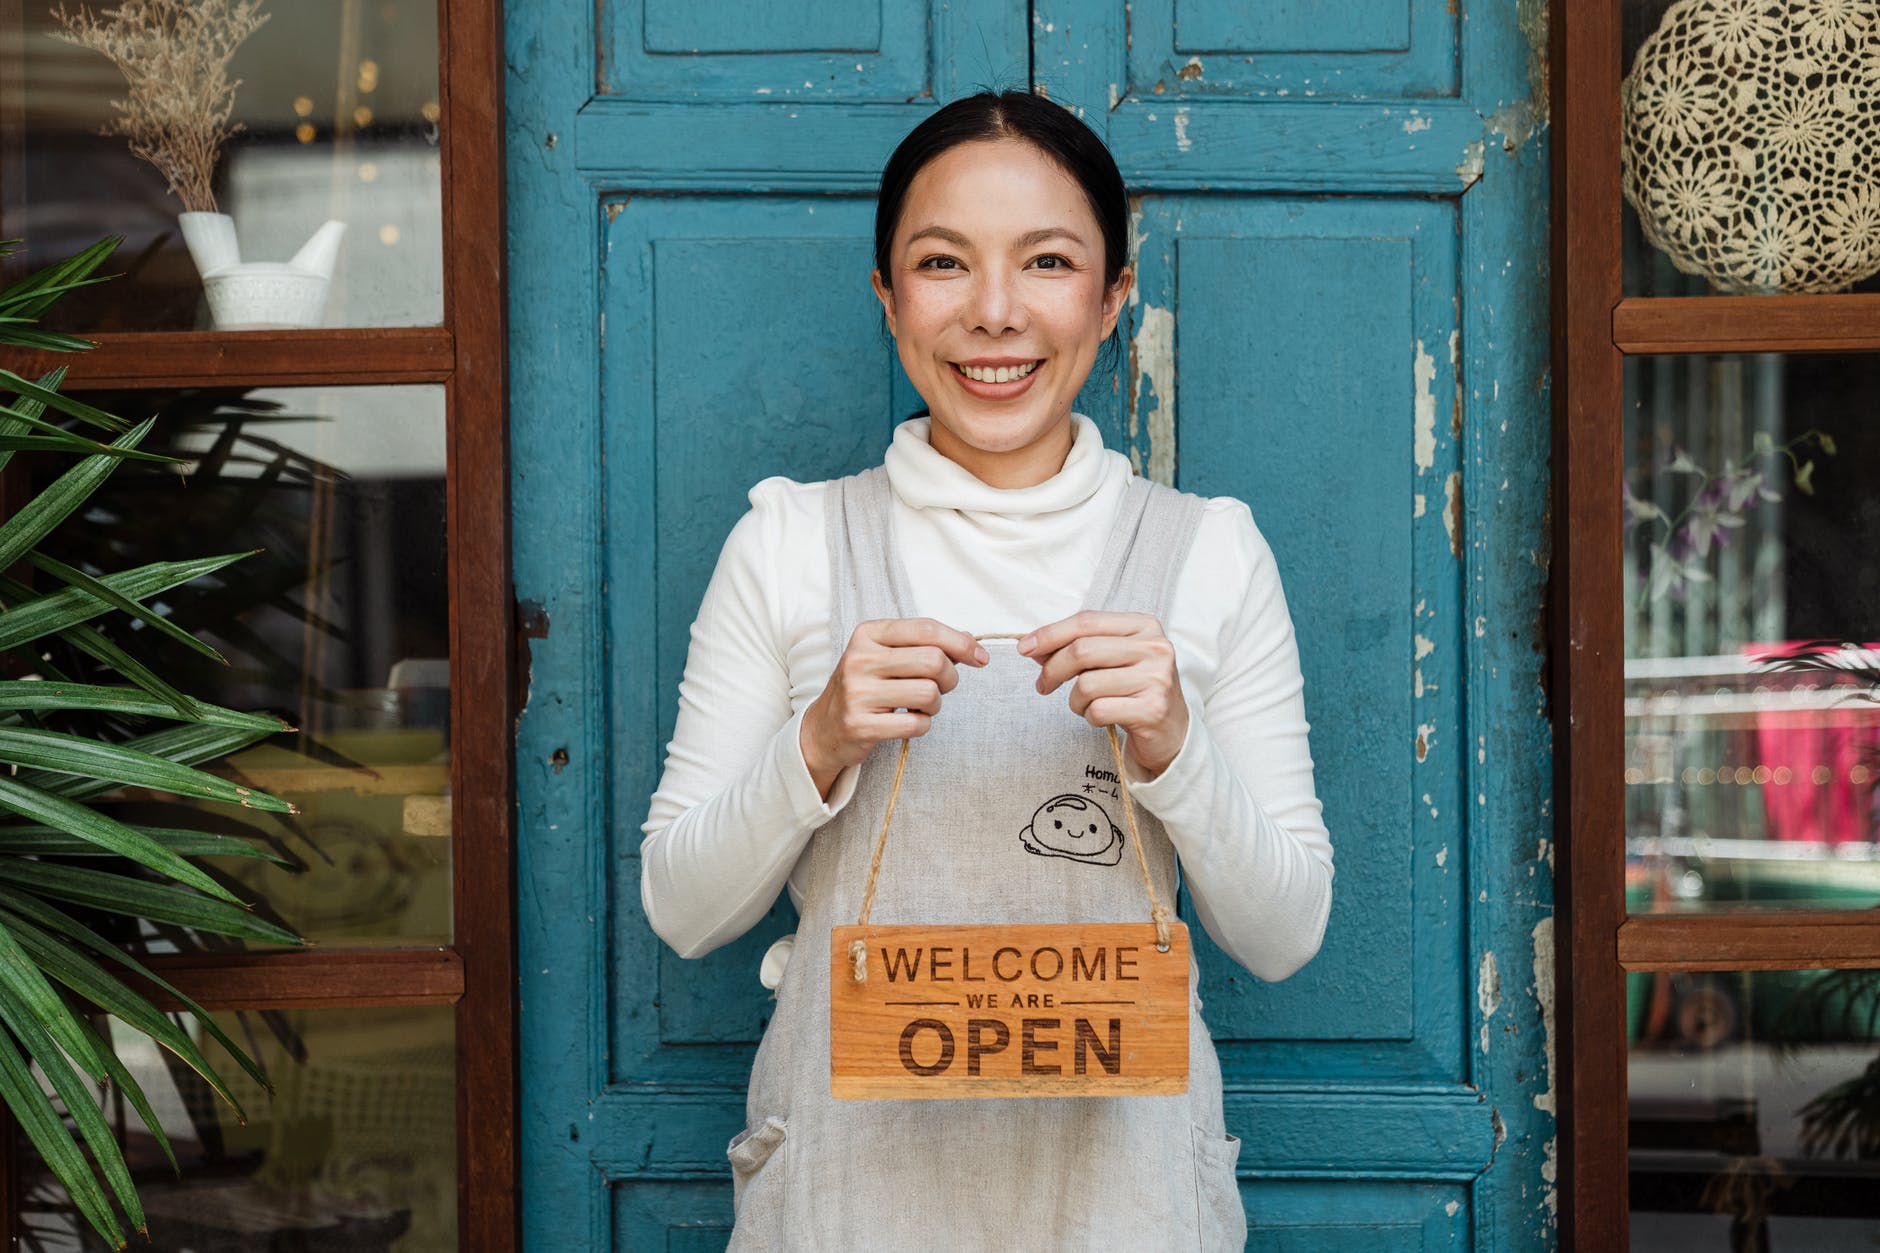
[{"left": 926, "top": 414, "right": 1076, "bottom": 489}]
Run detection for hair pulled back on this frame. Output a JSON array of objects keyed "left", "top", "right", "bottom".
[{"left": 873, "top": 90, "right": 1130, "bottom": 372}]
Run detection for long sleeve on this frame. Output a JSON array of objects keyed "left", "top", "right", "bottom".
[
  {"left": 638, "top": 480, "right": 858, "bottom": 960},
  {"left": 1123, "top": 499, "right": 1335, "bottom": 982}
]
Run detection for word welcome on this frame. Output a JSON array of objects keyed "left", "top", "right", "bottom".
[{"left": 880, "top": 943, "right": 1142, "bottom": 984}]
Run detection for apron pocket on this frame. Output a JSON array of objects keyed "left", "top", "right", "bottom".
[
  {"left": 726, "top": 1114, "right": 789, "bottom": 1221},
  {"left": 1190, "top": 1122, "right": 1246, "bottom": 1252}
]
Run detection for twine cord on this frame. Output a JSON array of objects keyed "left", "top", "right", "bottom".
[{"left": 848, "top": 632, "right": 1174, "bottom": 983}]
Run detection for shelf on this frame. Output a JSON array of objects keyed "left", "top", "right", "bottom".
[
  {"left": 7, "top": 327, "right": 455, "bottom": 390},
  {"left": 1613, "top": 294, "right": 1880, "bottom": 356},
  {"left": 104, "top": 946, "right": 464, "bottom": 1010},
  {"left": 1617, "top": 910, "right": 1880, "bottom": 971}
]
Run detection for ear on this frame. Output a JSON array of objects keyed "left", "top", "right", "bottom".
[
  {"left": 870, "top": 268, "right": 896, "bottom": 337},
  {"left": 1100, "top": 264, "right": 1133, "bottom": 340}
]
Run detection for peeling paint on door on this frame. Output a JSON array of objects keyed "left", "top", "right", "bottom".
[
  {"left": 1414, "top": 340, "right": 1438, "bottom": 471},
  {"left": 1131, "top": 303, "right": 1177, "bottom": 485}
]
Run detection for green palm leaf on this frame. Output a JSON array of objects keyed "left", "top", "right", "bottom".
[
  {"left": 0, "top": 403, "right": 158, "bottom": 461},
  {"left": 5, "top": 905, "right": 246, "bottom": 1135},
  {"left": 0, "top": 777, "right": 249, "bottom": 906},
  {"left": 0, "top": 885, "right": 273, "bottom": 1092},
  {"left": 62, "top": 1000, "right": 182, "bottom": 1176},
  {"left": 0, "top": 574, "right": 200, "bottom": 718},
  {"left": 0, "top": 858, "right": 301, "bottom": 944},
  {"left": 0, "top": 236, "right": 120, "bottom": 325},
  {"left": 0, "top": 234, "right": 307, "bottom": 1249},
  {"left": 0, "top": 551, "right": 254, "bottom": 653},
  {"left": 0, "top": 369, "right": 133, "bottom": 436},
  {"left": 27, "top": 551, "right": 230, "bottom": 665},
  {"left": 0, "top": 327, "right": 96, "bottom": 353},
  {"left": 0, "top": 974, "right": 145, "bottom": 1235},
  {"left": 0, "top": 1020, "right": 127, "bottom": 1246},
  {"left": 0, "top": 727, "right": 294, "bottom": 812},
  {"left": 0, "top": 364, "right": 65, "bottom": 460},
  {"left": 0, "top": 824, "right": 296, "bottom": 868},
  {"left": 0, "top": 418, "right": 157, "bottom": 570},
  {"left": 18, "top": 721, "right": 283, "bottom": 801},
  {"left": 0, "top": 680, "right": 290, "bottom": 734}
]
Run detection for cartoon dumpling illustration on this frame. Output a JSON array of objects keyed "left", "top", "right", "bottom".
[{"left": 1020, "top": 794, "right": 1125, "bottom": 865}]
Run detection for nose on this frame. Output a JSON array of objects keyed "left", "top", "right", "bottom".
[{"left": 965, "top": 266, "right": 1026, "bottom": 335}]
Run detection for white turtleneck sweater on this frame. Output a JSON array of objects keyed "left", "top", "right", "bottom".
[{"left": 639, "top": 413, "right": 1334, "bottom": 987}]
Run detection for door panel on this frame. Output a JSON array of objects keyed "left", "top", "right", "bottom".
[
  {"left": 601, "top": 195, "right": 903, "bottom": 1083},
  {"left": 1129, "top": 0, "right": 1457, "bottom": 95},
  {"left": 1127, "top": 197, "right": 1465, "bottom": 1081},
  {"left": 511, "top": 0, "right": 1555, "bottom": 1245}
]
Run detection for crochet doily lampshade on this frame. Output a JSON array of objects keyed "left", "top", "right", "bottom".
[{"left": 1621, "top": 0, "right": 1880, "bottom": 294}]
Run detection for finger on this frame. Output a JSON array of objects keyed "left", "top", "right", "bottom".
[
  {"left": 1065, "top": 665, "right": 1151, "bottom": 717},
  {"left": 1079, "top": 695, "right": 1133, "bottom": 730},
  {"left": 1017, "top": 611, "right": 1155, "bottom": 659},
  {"left": 871, "top": 617, "right": 989, "bottom": 665},
  {"left": 873, "top": 644, "right": 960, "bottom": 693},
  {"left": 868, "top": 678, "right": 943, "bottom": 715},
  {"left": 1034, "top": 635, "right": 1144, "bottom": 695},
  {"left": 863, "top": 710, "right": 933, "bottom": 740}
]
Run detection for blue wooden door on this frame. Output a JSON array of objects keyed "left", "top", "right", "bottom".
[{"left": 508, "top": 0, "right": 1557, "bottom": 1247}]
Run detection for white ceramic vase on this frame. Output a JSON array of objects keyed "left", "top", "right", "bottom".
[{"left": 178, "top": 211, "right": 347, "bottom": 330}]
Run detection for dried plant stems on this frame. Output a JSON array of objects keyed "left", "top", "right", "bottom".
[{"left": 48, "top": 0, "right": 271, "bottom": 214}]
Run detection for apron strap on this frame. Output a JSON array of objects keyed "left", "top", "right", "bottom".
[
  {"left": 836, "top": 466, "right": 1209, "bottom": 979},
  {"left": 848, "top": 645, "right": 1173, "bottom": 982}
]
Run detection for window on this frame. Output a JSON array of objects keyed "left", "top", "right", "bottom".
[
  {"left": 1554, "top": 1, "right": 1880, "bottom": 1247},
  {"left": 0, "top": 2, "right": 512, "bottom": 1247}
]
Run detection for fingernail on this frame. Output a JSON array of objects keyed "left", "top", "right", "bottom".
[
  {"left": 1018, "top": 634, "right": 1036, "bottom": 654},
  {"left": 974, "top": 645, "right": 989, "bottom": 665}
]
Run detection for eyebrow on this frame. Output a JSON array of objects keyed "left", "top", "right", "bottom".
[{"left": 903, "top": 225, "right": 1089, "bottom": 251}]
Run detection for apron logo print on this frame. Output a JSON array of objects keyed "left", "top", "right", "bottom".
[{"left": 1019, "top": 793, "right": 1124, "bottom": 866}]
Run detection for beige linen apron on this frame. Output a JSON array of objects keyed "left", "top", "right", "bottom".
[{"left": 726, "top": 464, "right": 1247, "bottom": 1251}]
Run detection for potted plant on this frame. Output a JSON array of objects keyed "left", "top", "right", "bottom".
[
  {"left": 0, "top": 234, "right": 314, "bottom": 1247},
  {"left": 47, "top": 0, "right": 346, "bottom": 330}
]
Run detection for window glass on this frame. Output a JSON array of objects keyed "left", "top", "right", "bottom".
[
  {"left": 1620, "top": 0, "right": 1880, "bottom": 299},
  {"left": 16, "top": 1004, "right": 456, "bottom": 1251},
  {"left": 2, "top": 1, "right": 442, "bottom": 331},
  {"left": 29, "top": 385, "right": 451, "bottom": 949},
  {"left": 1623, "top": 354, "right": 1880, "bottom": 914},
  {"left": 1629, "top": 965, "right": 1880, "bottom": 1248}
]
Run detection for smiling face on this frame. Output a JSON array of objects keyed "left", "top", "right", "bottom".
[{"left": 871, "top": 138, "right": 1132, "bottom": 488}]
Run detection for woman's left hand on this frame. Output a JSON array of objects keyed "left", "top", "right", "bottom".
[{"left": 1019, "top": 611, "right": 1189, "bottom": 778}]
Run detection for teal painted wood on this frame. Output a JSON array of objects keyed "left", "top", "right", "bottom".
[
  {"left": 600, "top": 194, "right": 917, "bottom": 1081},
  {"left": 1125, "top": 0, "right": 1457, "bottom": 97},
  {"left": 512, "top": 0, "right": 1553, "bottom": 1248},
  {"left": 590, "top": 1089, "right": 1495, "bottom": 1180},
  {"left": 1129, "top": 196, "right": 1468, "bottom": 1082},
  {"left": 1033, "top": 0, "right": 1556, "bottom": 1247}
]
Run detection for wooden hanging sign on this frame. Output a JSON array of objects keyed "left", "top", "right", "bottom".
[{"left": 830, "top": 921, "right": 1190, "bottom": 1099}]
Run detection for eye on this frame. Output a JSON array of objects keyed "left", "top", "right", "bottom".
[
  {"left": 916, "top": 255, "right": 961, "bottom": 270},
  {"left": 1053, "top": 819, "right": 1062, "bottom": 829},
  {"left": 1089, "top": 823, "right": 1098, "bottom": 834},
  {"left": 1031, "top": 254, "right": 1073, "bottom": 270}
]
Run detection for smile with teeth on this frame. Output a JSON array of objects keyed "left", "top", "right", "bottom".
[{"left": 953, "top": 360, "right": 1042, "bottom": 383}]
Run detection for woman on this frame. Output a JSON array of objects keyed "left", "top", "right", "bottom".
[{"left": 639, "top": 89, "right": 1334, "bottom": 1251}]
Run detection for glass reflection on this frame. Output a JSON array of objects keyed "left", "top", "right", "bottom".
[
  {"left": 15, "top": 1005, "right": 456, "bottom": 1252},
  {"left": 1, "top": 1, "right": 442, "bottom": 330},
  {"left": 1624, "top": 354, "right": 1880, "bottom": 913},
  {"left": 1619, "top": 0, "right": 1880, "bottom": 298},
  {"left": 28, "top": 385, "right": 451, "bottom": 948},
  {"left": 1629, "top": 966, "right": 1880, "bottom": 1249}
]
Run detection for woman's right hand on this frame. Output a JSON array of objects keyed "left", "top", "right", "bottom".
[{"left": 800, "top": 618, "right": 989, "bottom": 799}]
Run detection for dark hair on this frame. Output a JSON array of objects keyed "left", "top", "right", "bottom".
[{"left": 873, "top": 89, "right": 1130, "bottom": 375}]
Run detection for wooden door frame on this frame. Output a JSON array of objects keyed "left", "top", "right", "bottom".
[
  {"left": 1550, "top": 2, "right": 1880, "bottom": 1247},
  {"left": 0, "top": 0, "right": 516, "bottom": 1246}
]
